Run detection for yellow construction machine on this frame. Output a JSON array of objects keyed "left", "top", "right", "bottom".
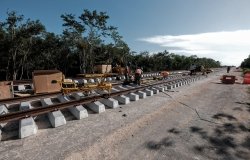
[{"left": 52, "top": 74, "right": 112, "bottom": 95}]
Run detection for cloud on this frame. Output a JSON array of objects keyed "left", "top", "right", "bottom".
[{"left": 139, "top": 30, "right": 250, "bottom": 66}]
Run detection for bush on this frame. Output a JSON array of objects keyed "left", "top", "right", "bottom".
[{"left": 243, "top": 68, "right": 250, "bottom": 74}]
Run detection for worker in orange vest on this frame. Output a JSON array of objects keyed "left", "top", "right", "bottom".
[{"left": 161, "top": 70, "right": 169, "bottom": 80}]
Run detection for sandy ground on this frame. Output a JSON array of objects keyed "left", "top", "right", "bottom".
[{"left": 0, "top": 68, "right": 249, "bottom": 160}]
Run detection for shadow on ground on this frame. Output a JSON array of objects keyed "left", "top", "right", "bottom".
[
  {"left": 145, "top": 137, "right": 174, "bottom": 150},
  {"left": 235, "top": 101, "right": 250, "bottom": 113},
  {"left": 190, "top": 110, "right": 250, "bottom": 160}
]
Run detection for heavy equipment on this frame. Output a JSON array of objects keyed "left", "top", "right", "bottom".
[{"left": 52, "top": 74, "right": 112, "bottom": 95}]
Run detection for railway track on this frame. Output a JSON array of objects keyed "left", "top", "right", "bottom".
[
  {"left": 0, "top": 73, "right": 202, "bottom": 140},
  {"left": 0, "top": 74, "right": 198, "bottom": 122},
  {"left": 0, "top": 72, "right": 186, "bottom": 104}
]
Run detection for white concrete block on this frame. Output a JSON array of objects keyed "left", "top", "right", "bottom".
[
  {"left": 166, "top": 85, "right": 172, "bottom": 90},
  {"left": 114, "top": 95, "right": 130, "bottom": 104},
  {"left": 99, "top": 98, "right": 119, "bottom": 108},
  {"left": 87, "top": 101, "right": 105, "bottom": 113},
  {"left": 19, "top": 117, "right": 37, "bottom": 139},
  {"left": 41, "top": 98, "right": 66, "bottom": 128},
  {"left": 151, "top": 88, "right": 159, "bottom": 94},
  {"left": 0, "top": 105, "right": 8, "bottom": 115},
  {"left": 57, "top": 95, "right": 88, "bottom": 119},
  {"left": 69, "top": 105, "right": 88, "bottom": 120},
  {"left": 175, "top": 83, "right": 179, "bottom": 88},
  {"left": 0, "top": 105, "right": 8, "bottom": 141},
  {"left": 145, "top": 89, "right": 153, "bottom": 96},
  {"left": 20, "top": 101, "right": 32, "bottom": 111},
  {"left": 127, "top": 93, "right": 139, "bottom": 101},
  {"left": 172, "top": 84, "right": 176, "bottom": 88},
  {"left": 41, "top": 98, "right": 53, "bottom": 106},
  {"left": 72, "top": 92, "right": 85, "bottom": 100},
  {"left": 137, "top": 91, "right": 146, "bottom": 99},
  {"left": 48, "top": 111, "right": 66, "bottom": 128},
  {"left": 154, "top": 86, "right": 164, "bottom": 92}
]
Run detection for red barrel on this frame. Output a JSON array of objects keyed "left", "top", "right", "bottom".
[
  {"left": 244, "top": 73, "right": 250, "bottom": 78},
  {"left": 243, "top": 78, "right": 250, "bottom": 84}
]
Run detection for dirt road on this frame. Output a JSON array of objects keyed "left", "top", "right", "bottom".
[{"left": 0, "top": 68, "right": 249, "bottom": 160}]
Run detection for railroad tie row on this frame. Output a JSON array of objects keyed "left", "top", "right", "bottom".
[{"left": 0, "top": 75, "right": 204, "bottom": 140}]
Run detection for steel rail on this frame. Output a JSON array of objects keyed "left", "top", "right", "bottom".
[
  {"left": 0, "top": 91, "right": 61, "bottom": 104},
  {"left": 0, "top": 74, "right": 181, "bottom": 104}
]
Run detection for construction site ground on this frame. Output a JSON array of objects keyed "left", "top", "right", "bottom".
[{"left": 0, "top": 69, "right": 249, "bottom": 160}]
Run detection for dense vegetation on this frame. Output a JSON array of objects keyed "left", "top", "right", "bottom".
[
  {"left": 241, "top": 55, "right": 250, "bottom": 68},
  {"left": 0, "top": 10, "right": 221, "bottom": 81},
  {"left": 241, "top": 55, "right": 250, "bottom": 74}
]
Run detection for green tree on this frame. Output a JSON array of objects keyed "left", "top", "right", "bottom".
[
  {"left": 241, "top": 55, "right": 250, "bottom": 68},
  {"left": 61, "top": 9, "right": 118, "bottom": 73},
  {"left": 0, "top": 11, "right": 44, "bottom": 80}
]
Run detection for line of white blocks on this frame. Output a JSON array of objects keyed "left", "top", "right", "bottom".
[
  {"left": 162, "top": 76, "right": 204, "bottom": 91},
  {"left": 3, "top": 76, "right": 204, "bottom": 139}
]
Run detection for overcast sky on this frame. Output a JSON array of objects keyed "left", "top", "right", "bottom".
[{"left": 1, "top": 0, "right": 250, "bottom": 66}]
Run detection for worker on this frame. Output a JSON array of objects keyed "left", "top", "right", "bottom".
[
  {"left": 135, "top": 66, "right": 143, "bottom": 85},
  {"left": 161, "top": 70, "right": 169, "bottom": 80},
  {"left": 227, "top": 66, "right": 231, "bottom": 73},
  {"left": 124, "top": 65, "right": 130, "bottom": 81},
  {"left": 200, "top": 65, "right": 206, "bottom": 75},
  {"left": 189, "top": 64, "right": 196, "bottom": 75}
]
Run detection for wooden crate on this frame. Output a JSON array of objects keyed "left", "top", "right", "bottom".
[
  {"left": 33, "top": 70, "right": 63, "bottom": 94},
  {"left": 94, "top": 65, "right": 112, "bottom": 73},
  {"left": 0, "top": 81, "right": 13, "bottom": 99}
]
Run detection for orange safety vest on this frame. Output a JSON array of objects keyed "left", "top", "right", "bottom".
[{"left": 161, "top": 71, "right": 169, "bottom": 77}]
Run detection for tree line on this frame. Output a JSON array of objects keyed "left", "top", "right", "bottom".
[
  {"left": 0, "top": 10, "right": 221, "bottom": 81},
  {"left": 241, "top": 55, "right": 250, "bottom": 74},
  {"left": 241, "top": 55, "right": 250, "bottom": 69}
]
